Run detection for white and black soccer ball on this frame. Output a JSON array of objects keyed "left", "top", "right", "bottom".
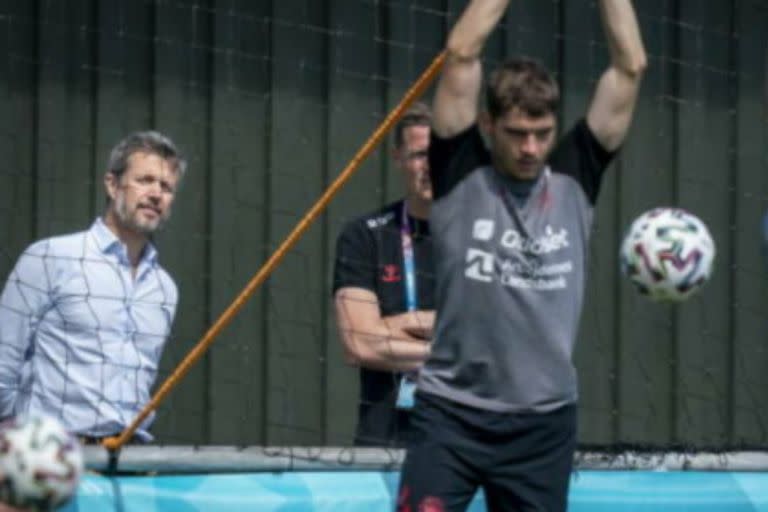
[
  {"left": 620, "top": 207, "right": 715, "bottom": 302},
  {"left": 0, "top": 415, "right": 83, "bottom": 511}
]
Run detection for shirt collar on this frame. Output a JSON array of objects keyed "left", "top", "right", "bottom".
[{"left": 90, "top": 217, "right": 158, "bottom": 265}]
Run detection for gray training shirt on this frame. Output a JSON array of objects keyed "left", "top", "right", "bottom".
[{"left": 418, "top": 119, "right": 614, "bottom": 413}]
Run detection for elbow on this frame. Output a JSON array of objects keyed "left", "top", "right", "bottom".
[
  {"left": 631, "top": 54, "right": 648, "bottom": 76},
  {"left": 445, "top": 38, "right": 480, "bottom": 62},
  {"left": 622, "top": 52, "right": 648, "bottom": 78},
  {"left": 343, "top": 346, "right": 364, "bottom": 367},
  {"left": 340, "top": 337, "right": 374, "bottom": 367}
]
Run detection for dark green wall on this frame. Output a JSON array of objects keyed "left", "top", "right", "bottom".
[{"left": 0, "top": 0, "right": 766, "bottom": 449}]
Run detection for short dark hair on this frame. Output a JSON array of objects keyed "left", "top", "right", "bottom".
[
  {"left": 486, "top": 57, "right": 559, "bottom": 119},
  {"left": 107, "top": 130, "right": 187, "bottom": 181},
  {"left": 394, "top": 102, "right": 432, "bottom": 148}
]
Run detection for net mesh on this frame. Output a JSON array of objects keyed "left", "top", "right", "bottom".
[{"left": 0, "top": 0, "right": 767, "bottom": 465}]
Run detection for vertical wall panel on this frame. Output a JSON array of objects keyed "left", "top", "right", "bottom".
[
  {"left": 207, "top": 0, "right": 271, "bottom": 445},
  {"left": 732, "top": 0, "right": 768, "bottom": 445},
  {"left": 675, "top": 0, "right": 734, "bottom": 446},
  {"left": 614, "top": 2, "right": 679, "bottom": 446},
  {"left": 267, "top": 0, "right": 327, "bottom": 445},
  {"left": 150, "top": 0, "right": 212, "bottom": 444},
  {"left": 93, "top": 0, "right": 155, "bottom": 206},
  {"left": 503, "top": 0, "right": 559, "bottom": 71},
  {"left": 323, "top": 0, "right": 388, "bottom": 445},
  {"left": 0, "top": 1, "right": 36, "bottom": 277},
  {"left": 36, "top": 0, "right": 96, "bottom": 236}
]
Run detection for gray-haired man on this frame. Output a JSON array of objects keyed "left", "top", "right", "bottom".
[{"left": 0, "top": 131, "right": 186, "bottom": 443}]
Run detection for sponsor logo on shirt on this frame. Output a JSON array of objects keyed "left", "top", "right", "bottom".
[
  {"left": 464, "top": 223, "right": 573, "bottom": 289},
  {"left": 464, "top": 248, "right": 494, "bottom": 282},
  {"left": 500, "top": 225, "right": 569, "bottom": 254},
  {"left": 366, "top": 212, "right": 395, "bottom": 229},
  {"left": 381, "top": 264, "right": 401, "bottom": 283},
  {"left": 472, "top": 219, "right": 495, "bottom": 241}
]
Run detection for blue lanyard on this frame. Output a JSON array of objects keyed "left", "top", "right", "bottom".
[{"left": 400, "top": 203, "right": 418, "bottom": 312}]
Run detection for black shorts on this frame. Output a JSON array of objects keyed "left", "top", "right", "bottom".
[{"left": 396, "top": 391, "right": 577, "bottom": 512}]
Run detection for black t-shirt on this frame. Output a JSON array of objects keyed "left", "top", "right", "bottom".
[
  {"left": 429, "top": 118, "right": 609, "bottom": 205},
  {"left": 333, "top": 200, "right": 435, "bottom": 446}
]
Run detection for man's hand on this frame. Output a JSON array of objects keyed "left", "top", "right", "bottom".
[{"left": 399, "top": 310, "right": 436, "bottom": 340}]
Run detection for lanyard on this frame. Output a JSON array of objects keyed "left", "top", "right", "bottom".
[
  {"left": 497, "top": 166, "right": 551, "bottom": 233},
  {"left": 397, "top": 202, "right": 420, "bottom": 409},
  {"left": 400, "top": 202, "right": 418, "bottom": 312}
]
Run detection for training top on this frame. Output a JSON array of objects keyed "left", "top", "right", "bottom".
[
  {"left": 333, "top": 200, "right": 435, "bottom": 446},
  {"left": 417, "top": 120, "right": 614, "bottom": 413}
]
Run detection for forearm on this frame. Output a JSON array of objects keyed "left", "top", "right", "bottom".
[
  {"left": 447, "top": 0, "right": 510, "bottom": 59},
  {"left": 434, "top": 0, "right": 510, "bottom": 136},
  {"left": 383, "top": 310, "right": 434, "bottom": 337},
  {"left": 335, "top": 288, "right": 433, "bottom": 372},
  {"left": 598, "top": 0, "right": 647, "bottom": 75},
  {"left": 341, "top": 325, "right": 430, "bottom": 372}
]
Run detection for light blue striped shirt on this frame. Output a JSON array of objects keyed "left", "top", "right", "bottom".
[{"left": 0, "top": 218, "right": 177, "bottom": 441}]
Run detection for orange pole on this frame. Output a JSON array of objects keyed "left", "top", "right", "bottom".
[{"left": 102, "top": 50, "right": 447, "bottom": 452}]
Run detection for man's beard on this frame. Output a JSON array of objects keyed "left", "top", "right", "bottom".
[
  {"left": 114, "top": 192, "right": 166, "bottom": 234},
  {"left": 495, "top": 151, "right": 543, "bottom": 180}
]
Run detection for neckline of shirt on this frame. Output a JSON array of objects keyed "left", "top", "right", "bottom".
[{"left": 90, "top": 217, "right": 158, "bottom": 266}]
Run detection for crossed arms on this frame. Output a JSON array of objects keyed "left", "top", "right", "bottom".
[{"left": 334, "top": 287, "right": 433, "bottom": 372}]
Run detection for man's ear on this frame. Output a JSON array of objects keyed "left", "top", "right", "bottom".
[{"left": 104, "top": 172, "right": 118, "bottom": 202}]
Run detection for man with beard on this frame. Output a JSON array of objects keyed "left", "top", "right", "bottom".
[
  {"left": 333, "top": 103, "right": 435, "bottom": 447},
  {"left": 0, "top": 131, "right": 185, "bottom": 443}
]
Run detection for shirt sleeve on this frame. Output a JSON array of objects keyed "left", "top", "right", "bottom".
[
  {"left": 429, "top": 124, "right": 491, "bottom": 200},
  {"left": 0, "top": 242, "right": 54, "bottom": 418},
  {"left": 159, "top": 270, "right": 179, "bottom": 330},
  {"left": 547, "top": 118, "right": 616, "bottom": 205},
  {"left": 333, "top": 219, "right": 377, "bottom": 294}
]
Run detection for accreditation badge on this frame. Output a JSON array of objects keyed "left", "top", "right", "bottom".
[{"left": 395, "top": 372, "right": 418, "bottom": 409}]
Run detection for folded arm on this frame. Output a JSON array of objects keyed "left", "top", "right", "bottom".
[{"left": 334, "top": 287, "right": 433, "bottom": 372}]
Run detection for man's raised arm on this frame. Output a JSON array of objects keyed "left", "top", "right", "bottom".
[
  {"left": 433, "top": 0, "right": 511, "bottom": 138},
  {"left": 587, "top": 0, "right": 648, "bottom": 152}
]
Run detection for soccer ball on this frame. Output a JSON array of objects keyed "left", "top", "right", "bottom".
[
  {"left": 620, "top": 207, "right": 715, "bottom": 302},
  {"left": 0, "top": 416, "right": 83, "bottom": 511}
]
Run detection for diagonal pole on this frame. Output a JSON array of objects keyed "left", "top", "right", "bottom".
[{"left": 103, "top": 50, "right": 447, "bottom": 452}]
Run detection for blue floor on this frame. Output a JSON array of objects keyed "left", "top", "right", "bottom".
[{"left": 59, "top": 470, "right": 768, "bottom": 511}]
